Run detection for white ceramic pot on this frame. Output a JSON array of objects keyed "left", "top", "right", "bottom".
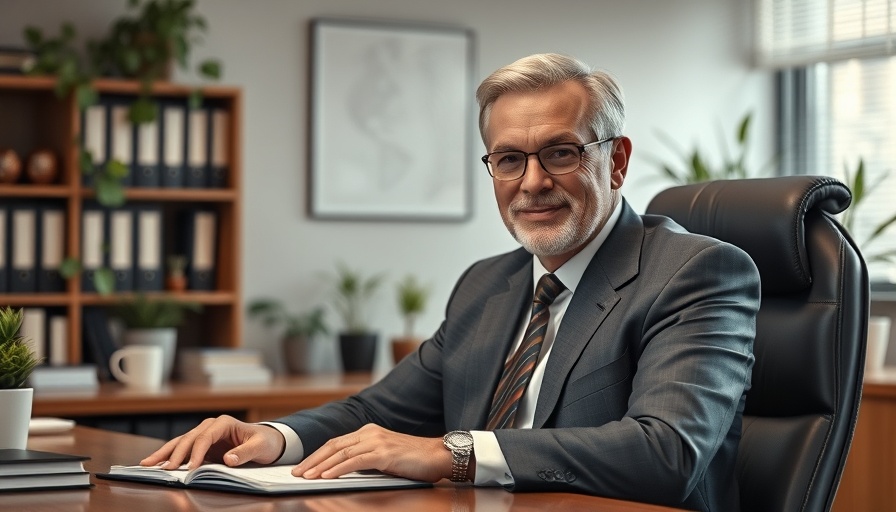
[
  {"left": 0, "top": 387, "right": 33, "bottom": 449},
  {"left": 123, "top": 328, "right": 177, "bottom": 381}
]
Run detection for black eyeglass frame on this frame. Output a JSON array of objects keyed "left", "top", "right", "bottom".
[{"left": 481, "top": 136, "right": 618, "bottom": 181}]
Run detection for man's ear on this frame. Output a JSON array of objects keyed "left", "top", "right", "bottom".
[{"left": 610, "top": 136, "right": 632, "bottom": 190}]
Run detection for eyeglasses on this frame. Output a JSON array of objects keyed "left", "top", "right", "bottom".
[{"left": 481, "top": 136, "right": 617, "bottom": 181}]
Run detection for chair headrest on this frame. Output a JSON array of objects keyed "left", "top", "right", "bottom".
[{"left": 645, "top": 176, "right": 851, "bottom": 294}]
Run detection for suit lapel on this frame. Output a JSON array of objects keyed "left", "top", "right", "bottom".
[
  {"left": 533, "top": 202, "right": 645, "bottom": 428},
  {"left": 460, "top": 261, "right": 533, "bottom": 429}
]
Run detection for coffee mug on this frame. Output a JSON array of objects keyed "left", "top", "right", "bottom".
[{"left": 109, "top": 345, "right": 164, "bottom": 390}]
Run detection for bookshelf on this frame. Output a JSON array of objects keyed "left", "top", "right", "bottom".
[{"left": 0, "top": 75, "right": 243, "bottom": 364}]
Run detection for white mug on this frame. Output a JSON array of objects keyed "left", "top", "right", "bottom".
[
  {"left": 109, "top": 345, "right": 164, "bottom": 390},
  {"left": 867, "top": 316, "right": 892, "bottom": 375}
]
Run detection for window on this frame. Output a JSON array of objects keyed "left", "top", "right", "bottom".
[{"left": 758, "top": 0, "right": 896, "bottom": 284}]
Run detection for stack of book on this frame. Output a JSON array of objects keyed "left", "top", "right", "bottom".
[
  {"left": 177, "top": 348, "right": 272, "bottom": 386},
  {"left": 27, "top": 365, "right": 100, "bottom": 391},
  {"left": 0, "top": 449, "right": 91, "bottom": 491}
]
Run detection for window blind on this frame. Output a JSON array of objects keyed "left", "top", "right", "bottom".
[{"left": 756, "top": 0, "right": 896, "bottom": 68}]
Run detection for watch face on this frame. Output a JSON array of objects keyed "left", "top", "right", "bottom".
[{"left": 445, "top": 430, "right": 473, "bottom": 450}]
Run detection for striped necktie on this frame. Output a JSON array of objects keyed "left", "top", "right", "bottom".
[{"left": 486, "top": 273, "right": 565, "bottom": 430}]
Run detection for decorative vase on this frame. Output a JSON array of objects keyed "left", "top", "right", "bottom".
[
  {"left": 338, "top": 333, "right": 378, "bottom": 373},
  {"left": 0, "top": 387, "right": 33, "bottom": 449},
  {"left": 391, "top": 337, "right": 422, "bottom": 364},
  {"left": 123, "top": 328, "right": 178, "bottom": 381},
  {"left": 0, "top": 147, "right": 22, "bottom": 184},
  {"left": 282, "top": 335, "right": 313, "bottom": 374},
  {"left": 25, "top": 148, "right": 58, "bottom": 184}
]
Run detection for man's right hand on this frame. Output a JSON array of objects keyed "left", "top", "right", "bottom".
[{"left": 139, "top": 415, "right": 286, "bottom": 470}]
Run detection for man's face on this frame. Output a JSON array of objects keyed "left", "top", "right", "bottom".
[{"left": 485, "top": 81, "right": 628, "bottom": 270}]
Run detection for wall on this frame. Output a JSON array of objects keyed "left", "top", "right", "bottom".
[{"left": 0, "top": 0, "right": 774, "bottom": 372}]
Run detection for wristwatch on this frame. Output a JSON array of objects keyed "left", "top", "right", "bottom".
[{"left": 443, "top": 430, "right": 474, "bottom": 482}]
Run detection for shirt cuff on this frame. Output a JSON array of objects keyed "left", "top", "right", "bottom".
[
  {"left": 470, "top": 430, "right": 514, "bottom": 486},
  {"left": 258, "top": 422, "right": 304, "bottom": 465}
]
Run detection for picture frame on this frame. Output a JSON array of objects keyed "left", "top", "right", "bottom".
[{"left": 308, "top": 18, "right": 474, "bottom": 221}]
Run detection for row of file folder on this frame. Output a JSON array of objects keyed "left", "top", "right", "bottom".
[
  {"left": 80, "top": 203, "right": 218, "bottom": 293},
  {"left": 0, "top": 201, "right": 217, "bottom": 294},
  {"left": 81, "top": 95, "right": 230, "bottom": 189},
  {"left": 0, "top": 201, "right": 66, "bottom": 293}
]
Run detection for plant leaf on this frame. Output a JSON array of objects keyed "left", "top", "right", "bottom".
[
  {"left": 59, "top": 257, "right": 82, "bottom": 278},
  {"left": 93, "top": 267, "right": 116, "bottom": 296}
]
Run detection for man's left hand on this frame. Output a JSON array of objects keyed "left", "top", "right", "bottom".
[{"left": 293, "top": 424, "right": 451, "bottom": 482}]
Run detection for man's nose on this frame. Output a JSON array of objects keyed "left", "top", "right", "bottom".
[{"left": 520, "top": 154, "right": 553, "bottom": 193}]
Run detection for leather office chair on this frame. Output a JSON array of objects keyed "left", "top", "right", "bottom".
[{"left": 646, "top": 175, "right": 868, "bottom": 512}]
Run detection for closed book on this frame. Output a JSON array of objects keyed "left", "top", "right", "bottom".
[
  {"left": 178, "top": 348, "right": 263, "bottom": 367},
  {"left": 0, "top": 46, "right": 36, "bottom": 74},
  {"left": 180, "top": 366, "right": 273, "bottom": 387},
  {"left": 0, "top": 449, "right": 89, "bottom": 476},
  {"left": 27, "top": 365, "right": 99, "bottom": 390},
  {"left": 99, "top": 464, "right": 429, "bottom": 495},
  {"left": 0, "top": 471, "right": 91, "bottom": 491}
]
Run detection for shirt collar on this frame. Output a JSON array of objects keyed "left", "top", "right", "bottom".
[{"left": 532, "top": 199, "right": 623, "bottom": 295}]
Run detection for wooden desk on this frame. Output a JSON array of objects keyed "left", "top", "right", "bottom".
[
  {"left": 15, "top": 426, "right": 687, "bottom": 511},
  {"left": 32, "top": 373, "right": 373, "bottom": 423},
  {"left": 832, "top": 371, "right": 896, "bottom": 512}
]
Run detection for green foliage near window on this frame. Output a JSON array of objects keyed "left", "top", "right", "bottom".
[
  {"left": 396, "top": 275, "right": 430, "bottom": 339},
  {"left": 0, "top": 307, "right": 41, "bottom": 389},
  {"left": 841, "top": 159, "right": 896, "bottom": 264},
  {"left": 248, "top": 300, "right": 330, "bottom": 339},
  {"left": 113, "top": 294, "right": 202, "bottom": 329},
  {"left": 651, "top": 112, "right": 769, "bottom": 185}
]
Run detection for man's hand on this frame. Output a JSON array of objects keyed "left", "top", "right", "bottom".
[
  {"left": 139, "top": 415, "right": 285, "bottom": 470},
  {"left": 293, "top": 424, "right": 452, "bottom": 483}
]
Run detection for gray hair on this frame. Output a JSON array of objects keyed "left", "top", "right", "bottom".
[{"left": 476, "top": 53, "right": 625, "bottom": 147}]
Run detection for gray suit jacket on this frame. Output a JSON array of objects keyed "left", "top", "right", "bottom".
[{"left": 278, "top": 201, "right": 760, "bottom": 512}]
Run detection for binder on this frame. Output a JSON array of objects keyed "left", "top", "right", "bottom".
[
  {"left": 185, "top": 107, "right": 209, "bottom": 188},
  {"left": 160, "top": 101, "right": 186, "bottom": 188},
  {"left": 108, "top": 101, "right": 135, "bottom": 186},
  {"left": 80, "top": 102, "right": 108, "bottom": 186},
  {"left": 81, "top": 307, "right": 118, "bottom": 381},
  {"left": 135, "top": 104, "right": 161, "bottom": 187},
  {"left": 9, "top": 204, "right": 37, "bottom": 293},
  {"left": 20, "top": 307, "right": 46, "bottom": 364},
  {"left": 208, "top": 106, "right": 229, "bottom": 188},
  {"left": 133, "top": 205, "right": 163, "bottom": 291},
  {"left": 48, "top": 314, "right": 68, "bottom": 366},
  {"left": 180, "top": 209, "right": 217, "bottom": 290},
  {"left": 80, "top": 204, "right": 106, "bottom": 293},
  {"left": 0, "top": 205, "right": 7, "bottom": 293},
  {"left": 108, "top": 208, "right": 134, "bottom": 291},
  {"left": 37, "top": 205, "right": 66, "bottom": 292}
]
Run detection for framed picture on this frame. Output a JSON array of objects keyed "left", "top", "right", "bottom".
[{"left": 308, "top": 18, "right": 474, "bottom": 221}]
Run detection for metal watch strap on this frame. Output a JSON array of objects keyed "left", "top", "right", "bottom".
[{"left": 443, "top": 430, "right": 473, "bottom": 482}]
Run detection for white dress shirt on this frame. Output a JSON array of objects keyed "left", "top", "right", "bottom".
[{"left": 266, "top": 201, "right": 624, "bottom": 486}]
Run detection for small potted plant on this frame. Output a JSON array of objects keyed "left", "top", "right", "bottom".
[
  {"left": 391, "top": 275, "right": 430, "bottom": 364},
  {"left": 112, "top": 294, "right": 201, "bottom": 380},
  {"left": 166, "top": 254, "right": 188, "bottom": 292},
  {"left": 247, "top": 299, "right": 329, "bottom": 374},
  {"left": 326, "top": 262, "right": 385, "bottom": 372},
  {"left": 0, "top": 307, "right": 42, "bottom": 449}
]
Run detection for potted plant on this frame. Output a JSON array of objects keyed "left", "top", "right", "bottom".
[
  {"left": 165, "top": 254, "right": 188, "bottom": 292},
  {"left": 0, "top": 307, "right": 41, "bottom": 449},
  {"left": 247, "top": 299, "right": 329, "bottom": 374},
  {"left": 391, "top": 275, "right": 430, "bottom": 364},
  {"left": 326, "top": 262, "right": 385, "bottom": 372},
  {"left": 112, "top": 294, "right": 201, "bottom": 380},
  {"left": 23, "top": 0, "right": 222, "bottom": 207}
]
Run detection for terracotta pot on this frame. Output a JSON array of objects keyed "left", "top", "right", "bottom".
[{"left": 391, "top": 337, "right": 422, "bottom": 364}]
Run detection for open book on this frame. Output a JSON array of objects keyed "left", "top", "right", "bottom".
[{"left": 97, "top": 463, "right": 431, "bottom": 495}]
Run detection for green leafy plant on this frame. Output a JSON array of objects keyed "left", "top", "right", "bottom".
[
  {"left": 326, "top": 262, "right": 385, "bottom": 335},
  {"left": 651, "top": 112, "right": 770, "bottom": 184},
  {"left": 23, "top": 0, "right": 222, "bottom": 207},
  {"left": 396, "top": 275, "right": 430, "bottom": 339},
  {"left": 247, "top": 300, "right": 329, "bottom": 339},
  {"left": 113, "top": 294, "right": 202, "bottom": 329},
  {"left": 841, "top": 159, "right": 896, "bottom": 264},
  {"left": 0, "top": 307, "right": 42, "bottom": 389}
]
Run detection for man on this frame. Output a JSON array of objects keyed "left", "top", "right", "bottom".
[{"left": 142, "top": 53, "right": 760, "bottom": 511}]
